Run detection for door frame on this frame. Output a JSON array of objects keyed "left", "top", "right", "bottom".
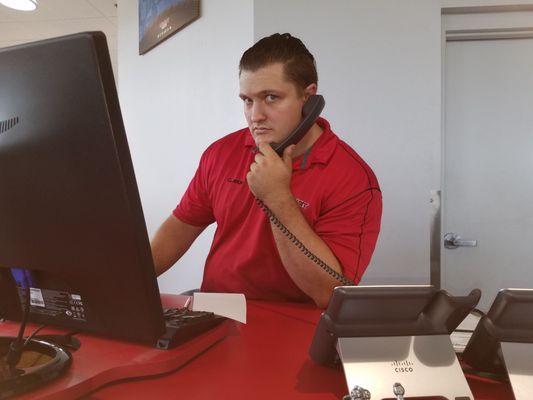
[{"left": 433, "top": 5, "right": 533, "bottom": 289}]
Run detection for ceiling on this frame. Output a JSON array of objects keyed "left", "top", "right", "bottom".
[{"left": 0, "top": 0, "right": 118, "bottom": 75}]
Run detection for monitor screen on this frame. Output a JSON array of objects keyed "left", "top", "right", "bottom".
[{"left": 0, "top": 32, "right": 165, "bottom": 344}]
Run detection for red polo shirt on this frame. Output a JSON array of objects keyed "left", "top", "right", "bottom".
[{"left": 173, "top": 118, "right": 382, "bottom": 302}]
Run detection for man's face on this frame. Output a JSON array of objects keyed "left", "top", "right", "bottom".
[{"left": 239, "top": 63, "right": 311, "bottom": 147}]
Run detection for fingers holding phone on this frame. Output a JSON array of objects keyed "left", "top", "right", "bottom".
[{"left": 246, "top": 143, "right": 295, "bottom": 203}]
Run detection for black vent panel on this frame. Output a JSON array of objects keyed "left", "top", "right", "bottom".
[{"left": 0, "top": 117, "right": 20, "bottom": 134}]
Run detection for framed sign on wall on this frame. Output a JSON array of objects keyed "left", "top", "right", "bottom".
[{"left": 139, "top": 0, "right": 200, "bottom": 55}]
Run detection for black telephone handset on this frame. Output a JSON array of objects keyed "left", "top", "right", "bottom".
[
  {"left": 271, "top": 94, "right": 325, "bottom": 156},
  {"left": 257, "top": 94, "right": 354, "bottom": 287}
]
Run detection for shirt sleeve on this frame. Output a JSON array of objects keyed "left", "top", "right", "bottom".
[
  {"left": 314, "top": 188, "right": 382, "bottom": 284},
  {"left": 173, "top": 149, "right": 216, "bottom": 227}
]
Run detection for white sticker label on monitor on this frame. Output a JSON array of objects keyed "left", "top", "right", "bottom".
[{"left": 29, "top": 287, "right": 45, "bottom": 307}]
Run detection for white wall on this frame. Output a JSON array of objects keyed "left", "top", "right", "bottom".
[{"left": 117, "top": 0, "right": 253, "bottom": 294}]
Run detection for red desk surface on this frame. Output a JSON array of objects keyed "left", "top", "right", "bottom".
[
  {"left": 2, "top": 295, "right": 514, "bottom": 400},
  {"left": 86, "top": 298, "right": 514, "bottom": 400}
]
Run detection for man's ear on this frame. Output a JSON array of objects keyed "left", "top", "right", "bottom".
[{"left": 303, "top": 83, "right": 317, "bottom": 101}]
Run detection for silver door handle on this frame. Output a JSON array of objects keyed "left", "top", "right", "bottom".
[{"left": 444, "top": 232, "right": 477, "bottom": 249}]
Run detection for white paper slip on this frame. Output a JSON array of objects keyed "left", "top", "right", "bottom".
[{"left": 192, "top": 292, "right": 247, "bottom": 324}]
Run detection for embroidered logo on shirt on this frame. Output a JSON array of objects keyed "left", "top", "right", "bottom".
[
  {"left": 227, "top": 178, "right": 243, "bottom": 184},
  {"left": 296, "top": 198, "right": 310, "bottom": 209}
]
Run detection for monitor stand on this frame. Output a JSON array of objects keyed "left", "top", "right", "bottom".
[
  {"left": 0, "top": 336, "right": 71, "bottom": 399},
  {"left": 501, "top": 341, "right": 533, "bottom": 400},
  {"left": 337, "top": 335, "right": 473, "bottom": 400}
]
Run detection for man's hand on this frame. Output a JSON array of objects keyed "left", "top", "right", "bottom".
[
  {"left": 246, "top": 143, "right": 296, "bottom": 203},
  {"left": 247, "top": 142, "right": 343, "bottom": 308},
  {"left": 246, "top": 142, "right": 344, "bottom": 308}
]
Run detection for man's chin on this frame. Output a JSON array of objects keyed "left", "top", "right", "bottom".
[{"left": 254, "top": 137, "right": 279, "bottom": 147}]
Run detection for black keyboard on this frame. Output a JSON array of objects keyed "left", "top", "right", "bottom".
[{"left": 155, "top": 307, "right": 225, "bottom": 349}]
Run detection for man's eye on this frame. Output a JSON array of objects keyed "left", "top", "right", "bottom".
[
  {"left": 265, "top": 94, "right": 278, "bottom": 102},
  {"left": 243, "top": 98, "right": 252, "bottom": 106}
]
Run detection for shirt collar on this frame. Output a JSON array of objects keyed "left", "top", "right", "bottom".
[
  {"left": 243, "top": 117, "right": 338, "bottom": 169},
  {"left": 244, "top": 127, "right": 256, "bottom": 147}
]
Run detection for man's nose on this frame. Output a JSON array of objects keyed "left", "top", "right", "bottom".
[{"left": 250, "top": 102, "right": 266, "bottom": 122}]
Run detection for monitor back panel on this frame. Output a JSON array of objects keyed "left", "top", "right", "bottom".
[{"left": 0, "top": 32, "right": 164, "bottom": 343}]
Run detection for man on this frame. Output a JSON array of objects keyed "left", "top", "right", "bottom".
[{"left": 151, "top": 33, "right": 382, "bottom": 308}]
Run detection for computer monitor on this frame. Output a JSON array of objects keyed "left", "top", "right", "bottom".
[
  {"left": 462, "top": 288, "right": 533, "bottom": 373},
  {"left": 0, "top": 32, "right": 165, "bottom": 344}
]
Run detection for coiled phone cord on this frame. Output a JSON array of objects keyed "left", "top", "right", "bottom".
[{"left": 257, "top": 198, "right": 354, "bottom": 286}]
